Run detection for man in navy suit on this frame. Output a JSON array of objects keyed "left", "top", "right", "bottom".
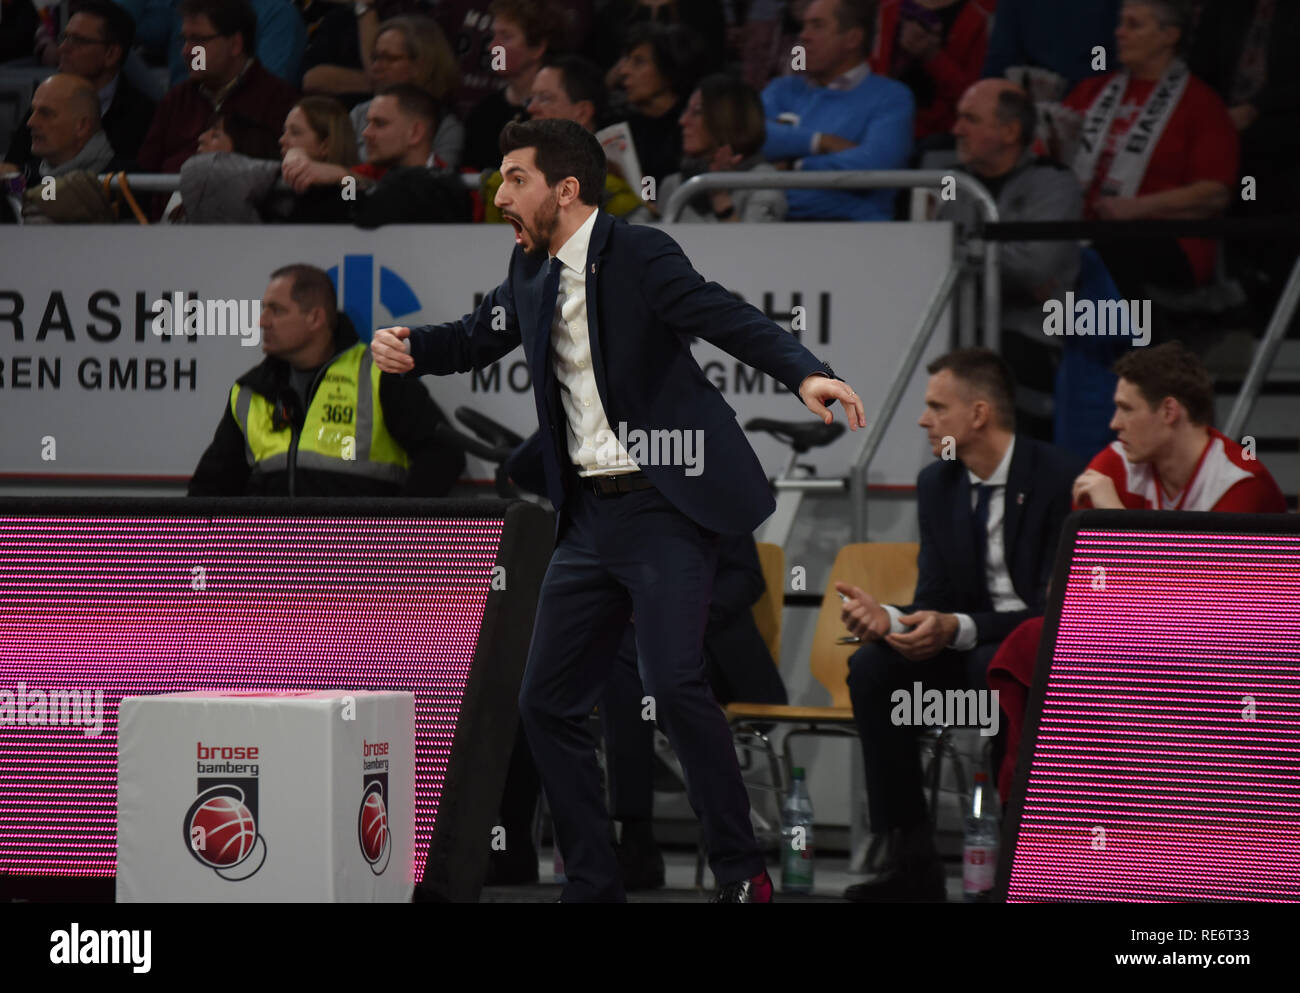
[
  {"left": 371, "top": 118, "right": 864, "bottom": 902},
  {"left": 836, "top": 348, "right": 1082, "bottom": 902}
]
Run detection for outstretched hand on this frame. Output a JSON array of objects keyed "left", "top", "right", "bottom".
[
  {"left": 371, "top": 326, "right": 414, "bottom": 374},
  {"left": 799, "top": 375, "right": 866, "bottom": 430}
]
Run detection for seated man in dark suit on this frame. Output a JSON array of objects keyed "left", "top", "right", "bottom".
[{"left": 836, "top": 347, "right": 1083, "bottom": 902}]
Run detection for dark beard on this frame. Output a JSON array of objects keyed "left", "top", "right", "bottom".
[{"left": 522, "top": 193, "right": 559, "bottom": 260}]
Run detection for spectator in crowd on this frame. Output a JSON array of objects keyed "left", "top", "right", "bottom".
[
  {"left": 1190, "top": 0, "right": 1300, "bottom": 302},
  {"left": 982, "top": 0, "right": 1122, "bottom": 96},
  {"left": 760, "top": 0, "right": 914, "bottom": 220},
  {"left": 435, "top": 1, "right": 592, "bottom": 121},
  {"left": 0, "top": 0, "right": 40, "bottom": 62},
  {"left": 299, "top": 0, "right": 426, "bottom": 106},
  {"left": 1062, "top": 0, "right": 1238, "bottom": 302},
  {"left": 642, "top": 72, "right": 786, "bottom": 223},
  {"left": 177, "top": 94, "right": 358, "bottom": 222},
  {"left": 3, "top": 1, "right": 156, "bottom": 172},
  {"left": 584, "top": 0, "right": 726, "bottom": 77},
  {"left": 609, "top": 22, "right": 706, "bottom": 187},
  {"left": 135, "top": 0, "right": 299, "bottom": 183},
  {"left": 941, "top": 78, "right": 1082, "bottom": 440},
  {"left": 870, "top": 0, "right": 997, "bottom": 143},
  {"left": 189, "top": 264, "right": 465, "bottom": 498},
  {"left": 1, "top": 74, "right": 128, "bottom": 189},
  {"left": 987, "top": 342, "right": 1286, "bottom": 800},
  {"left": 283, "top": 83, "right": 472, "bottom": 225},
  {"left": 837, "top": 348, "right": 1082, "bottom": 901},
  {"left": 344, "top": 17, "right": 462, "bottom": 167},
  {"left": 482, "top": 54, "right": 640, "bottom": 222},
  {"left": 737, "top": 0, "right": 812, "bottom": 92},
  {"left": 112, "top": 0, "right": 306, "bottom": 86},
  {"left": 460, "top": 0, "right": 557, "bottom": 171}
]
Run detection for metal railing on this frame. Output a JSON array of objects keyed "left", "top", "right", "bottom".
[
  {"left": 1224, "top": 250, "right": 1300, "bottom": 439},
  {"left": 101, "top": 172, "right": 486, "bottom": 193},
  {"left": 663, "top": 169, "right": 1000, "bottom": 340},
  {"left": 664, "top": 170, "right": 1001, "bottom": 540}
]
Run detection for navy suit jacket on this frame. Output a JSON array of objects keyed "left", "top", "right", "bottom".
[
  {"left": 404, "top": 209, "right": 835, "bottom": 534},
  {"left": 901, "top": 436, "right": 1084, "bottom": 645}
]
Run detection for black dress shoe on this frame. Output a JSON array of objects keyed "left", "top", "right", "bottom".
[
  {"left": 843, "top": 858, "right": 946, "bottom": 903},
  {"left": 711, "top": 870, "right": 774, "bottom": 902}
]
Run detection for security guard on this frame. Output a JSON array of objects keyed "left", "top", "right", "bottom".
[{"left": 188, "top": 263, "right": 464, "bottom": 497}]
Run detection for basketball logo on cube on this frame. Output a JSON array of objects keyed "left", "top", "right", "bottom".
[
  {"left": 184, "top": 784, "right": 267, "bottom": 880},
  {"left": 358, "top": 778, "right": 391, "bottom": 874}
]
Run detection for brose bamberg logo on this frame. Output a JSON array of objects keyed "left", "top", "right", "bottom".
[
  {"left": 359, "top": 738, "right": 391, "bottom": 874},
  {"left": 184, "top": 742, "right": 267, "bottom": 880}
]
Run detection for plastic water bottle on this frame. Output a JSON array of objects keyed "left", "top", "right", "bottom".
[
  {"left": 781, "top": 767, "right": 815, "bottom": 894},
  {"left": 962, "top": 772, "right": 999, "bottom": 902}
]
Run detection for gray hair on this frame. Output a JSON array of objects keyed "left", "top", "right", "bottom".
[{"left": 1123, "top": 0, "right": 1193, "bottom": 54}]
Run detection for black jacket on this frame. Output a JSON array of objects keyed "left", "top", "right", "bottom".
[
  {"left": 903, "top": 435, "right": 1085, "bottom": 645},
  {"left": 187, "top": 312, "right": 465, "bottom": 497},
  {"left": 4, "top": 74, "right": 157, "bottom": 171},
  {"left": 352, "top": 167, "right": 473, "bottom": 228}
]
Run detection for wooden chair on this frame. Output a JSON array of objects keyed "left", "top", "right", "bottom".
[{"left": 694, "top": 542, "right": 920, "bottom": 885}]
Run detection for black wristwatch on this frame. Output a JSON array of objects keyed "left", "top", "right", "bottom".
[{"left": 713, "top": 204, "right": 735, "bottom": 220}]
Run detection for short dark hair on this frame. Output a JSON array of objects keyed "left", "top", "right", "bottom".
[
  {"left": 927, "top": 347, "right": 1017, "bottom": 430},
  {"left": 499, "top": 118, "right": 605, "bottom": 206},
  {"left": 994, "top": 88, "right": 1037, "bottom": 149},
  {"left": 178, "top": 0, "right": 257, "bottom": 54},
  {"left": 70, "top": 0, "right": 135, "bottom": 54},
  {"left": 374, "top": 83, "right": 440, "bottom": 132},
  {"left": 543, "top": 54, "right": 607, "bottom": 126},
  {"left": 620, "top": 22, "right": 706, "bottom": 101},
  {"left": 270, "top": 264, "right": 338, "bottom": 330},
  {"left": 489, "top": 0, "right": 560, "bottom": 51},
  {"left": 1113, "top": 341, "right": 1214, "bottom": 425},
  {"left": 696, "top": 73, "right": 766, "bottom": 158},
  {"left": 832, "top": 0, "right": 878, "bottom": 56}
]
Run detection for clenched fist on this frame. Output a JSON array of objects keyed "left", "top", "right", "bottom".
[{"left": 372, "top": 326, "right": 414, "bottom": 374}]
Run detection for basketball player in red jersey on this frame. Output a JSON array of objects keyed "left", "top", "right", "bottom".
[{"left": 1072, "top": 341, "right": 1286, "bottom": 514}]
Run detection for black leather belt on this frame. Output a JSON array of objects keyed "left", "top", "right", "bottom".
[{"left": 581, "top": 471, "right": 654, "bottom": 496}]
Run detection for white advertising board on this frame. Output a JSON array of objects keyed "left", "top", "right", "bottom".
[{"left": 0, "top": 223, "right": 953, "bottom": 486}]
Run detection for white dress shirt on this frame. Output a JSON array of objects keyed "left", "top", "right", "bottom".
[
  {"left": 546, "top": 207, "right": 637, "bottom": 476},
  {"left": 884, "top": 437, "right": 1027, "bottom": 651}
]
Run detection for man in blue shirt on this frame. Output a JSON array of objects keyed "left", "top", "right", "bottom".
[{"left": 760, "top": 0, "right": 914, "bottom": 220}]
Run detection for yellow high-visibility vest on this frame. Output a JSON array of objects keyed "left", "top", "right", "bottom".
[{"left": 230, "top": 343, "right": 410, "bottom": 485}]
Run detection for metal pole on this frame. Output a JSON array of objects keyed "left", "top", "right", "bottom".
[
  {"left": 1224, "top": 251, "right": 1300, "bottom": 439},
  {"left": 850, "top": 260, "right": 964, "bottom": 542}
]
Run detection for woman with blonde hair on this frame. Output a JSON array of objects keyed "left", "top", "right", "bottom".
[{"left": 283, "top": 95, "right": 361, "bottom": 169}]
